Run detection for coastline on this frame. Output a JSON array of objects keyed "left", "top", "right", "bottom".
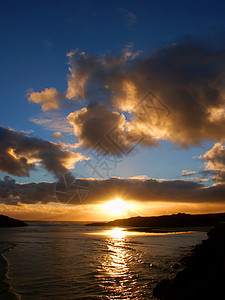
[
  {"left": 87, "top": 213, "right": 225, "bottom": 229},
  {"left": 0, "top": 243, "right": 20, "bottom": 300},
  {"left": 125, "top": 226, "right": 213, "bottom": 233},
  {"left": 153, "top": 223, "right": 225, "bottom": 299}
]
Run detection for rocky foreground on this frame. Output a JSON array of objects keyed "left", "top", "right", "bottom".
[
  {"left": 0, "top": 215, "right": 28, "bottom": 227},
  {"left": 153, "top": 223, "right": 225, "bottom": 299}
]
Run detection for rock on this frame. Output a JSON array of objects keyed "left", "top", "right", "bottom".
[
  {"left": 153, "top": 279, "right": 172, "bottom": 299},
  {"left": 0, "top": 215, "right": 28, "bottom": 227},
  {"left": 207, "top": 222, "right": 225, "bottom": 239},
  {"left": 153, "top": 223, "right": 225, "bottom": 299},
  {"left": 149, "top": 263, "right": 158, "bottom": 268},
  {"left": 179, "top": 255, "right": 190, "bottom": 267},
  {"left": 170, "top": 263, "right": 180, "bottom": 269}
]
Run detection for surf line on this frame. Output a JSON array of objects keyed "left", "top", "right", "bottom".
[{"left": 0, "top": 243, "right": 21, "bottom": 300}]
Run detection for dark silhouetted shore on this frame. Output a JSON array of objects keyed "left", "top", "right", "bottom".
[
  {"left": 153, "top": 222, "right": 225, "bottom": 299},
  {"left": 0, "top": 215, "right": 28, "bottom": 227},
  {"left": 87, "top": 212, "right": 225, "bottom": 231}
]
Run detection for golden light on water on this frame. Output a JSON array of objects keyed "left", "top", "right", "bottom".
[
  {"left": 87, "top": 227, "right": 195, "bottom": 238},
  {"left": 99, "top": 227, "right": 131, "bottom": 296},
  {"left": 108, "top": 227, "right": 126, "bottom": 239},
  {"left": 89, "top": 227, "right": 196, "bottom": 298}
]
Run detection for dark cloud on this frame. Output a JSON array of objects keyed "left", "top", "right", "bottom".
[
  {"left": 27, "top": 37, "right": 225, "bottom": 157},
  {"left": 132, "top": 40, "right": 225, "bottom": 147},
  {"left": 0, "top": 126, "right": 86, "bottom": 178},
  {"left": 1, "top": 176, "right": 225, "bottom": 206},
  {"left": 64, "top": 38, "right": 225, "bottom": 152},
  {"left": 0, "top": 176, "right": 54, "bottom": 205},
  {"left": 67, "top": 103, "right": 158, "bottom": 155}
]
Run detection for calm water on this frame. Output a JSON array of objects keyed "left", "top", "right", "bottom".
[{"left": 0, "top": 222, "right": 207, "bottom": 299}]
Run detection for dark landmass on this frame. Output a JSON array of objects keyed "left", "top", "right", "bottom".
[
  {"left": 125, "top": 226, "right": 212, "bottom": 233},
  {"left": 86, "top": 213, "right": 225, "bottom": 229},
  {"left": 0, "top": 215, "right": 28, "bottom": 227},
  {"left": 153, "top": 222, "right": 225, "bottom": 300}
]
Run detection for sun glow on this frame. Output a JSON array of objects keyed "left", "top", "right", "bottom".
[
  {"left": 108, "top": 227, "right": 126, "bottom": 239},
  {"left": 103, "top": 198, "right": 131, "bottom": 216}
]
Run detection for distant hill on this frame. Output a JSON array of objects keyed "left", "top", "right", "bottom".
[
  {"left": 0, "top": 215, "right": 28, "bottom": 227},
  {"left": 86, "top": 213, "right": 225, "bottom": 229}
]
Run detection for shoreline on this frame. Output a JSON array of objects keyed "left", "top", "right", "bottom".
[
  {"left": 124, "top": 226, "right": 213, "bottom": 233},
  {"left": 153, "top": 223, "right": 225, "bottom": 299},
  {"left": 0, "top": 243, "right": 21, "bottom": 300},
  {"left": 87, "top": 212, "right": 225, "bottom": 229}
]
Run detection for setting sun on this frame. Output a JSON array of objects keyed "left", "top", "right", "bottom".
[{"left": 103, "top": 199, "right": 131, "bottom": 216}]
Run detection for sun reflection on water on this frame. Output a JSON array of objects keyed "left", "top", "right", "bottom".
[
  {"left": 99, "top": 227, "right": 135, "bottom": 297},
  {"left": 108, "top": 227, "right": 126, "bottom": 239},
  {"left": 86, "top": 228, "right": 195, "bottom": 298}
]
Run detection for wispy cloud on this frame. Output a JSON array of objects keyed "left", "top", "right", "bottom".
[
  {"left": 31, "top": 113, "right": 74, "bottom": 134},
  {"left": 182, "top": 170, "right": 198, "bottom": 176},
  {"left": 118, "top": 8, "right": 136, "bottom": 26}
]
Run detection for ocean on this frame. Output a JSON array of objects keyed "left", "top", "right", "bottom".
[{"left": 0, "top": 222, "right": 207, "bottom": 299}]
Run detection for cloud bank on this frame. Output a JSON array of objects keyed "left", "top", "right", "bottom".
[
  {"left": 2, "top": 141, "right": 225, "bottom": 206},
  {"left": 0, "top": 176, "right": 225, "bottom": 206}
]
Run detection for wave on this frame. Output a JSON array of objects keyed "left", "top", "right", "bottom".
[{"left": 0, "top": 242, "right": 21, "bottom": 300}]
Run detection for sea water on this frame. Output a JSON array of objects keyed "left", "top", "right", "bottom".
[{"left": 0, "top": 222, "right": 207, "bottom": 299}]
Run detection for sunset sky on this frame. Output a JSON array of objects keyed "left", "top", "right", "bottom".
[{"left": 1, "top": 0, "right": 225, "bottom": 221}]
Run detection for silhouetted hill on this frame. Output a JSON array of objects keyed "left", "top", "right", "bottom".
[
  {"left": 0, "top": 215, "right": 28, "bottom": 227},
  {"left": 87, "top": 213, "right": 225, "bottom": 229},
  {"left": 153, "top": 223, "right": 225, "bottom": 299}
]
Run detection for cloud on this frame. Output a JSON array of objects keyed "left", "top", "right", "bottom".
[
  {"left": 202, "top": 143, "right": 225, "bottom": 183},
  {"left": 118, "top": 8, "right": 136, "bottom": 26},
  {"left": 28, "top": 88, "right": 63, "bottom": 111},
  {"left": 65, "top": 50, "right": 93, "bottom": 100},
  {"left": 67, "top": 103, "right": 158, "bottom": 155},
  {"left": 191, "top": 177, "right": 211, "bottom": 182},
  {"left": 182, "top": 170, "right": 198, "bottom": 176},
  {"left": 27, "top": 37, "right": 225, "bottom": 154},
  {"left": 52, "top": 132, "right": 64, "bottom": 140},
  {"left": 31, "top": 113, "right": 74, "bottom": 133},
  {"left": 28, "top": 88, "right": 76, "bottom": 112},
  {"left": 0, "top": 126, "right": 87, "bottom": 178},
  {"left": 0, "top": 176, "right": 54, "bottom": 205},
  {"left": 68, "top": 40, "right": 225, "bottom": 146},
  {"left": 1, "top": 176, "right": 225, "bottom": 206}
]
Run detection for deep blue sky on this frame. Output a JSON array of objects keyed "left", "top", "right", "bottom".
[{"left": 0, "top": 0, "right": 224, "bottom": 183}]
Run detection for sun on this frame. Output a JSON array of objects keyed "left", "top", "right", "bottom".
[{"left": 103, "top": 198, "right": 131, "bottom": 216}]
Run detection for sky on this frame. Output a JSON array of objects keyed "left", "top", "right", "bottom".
[{"left": 1, "top": 0, "right": 225, "bottom": 221}]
